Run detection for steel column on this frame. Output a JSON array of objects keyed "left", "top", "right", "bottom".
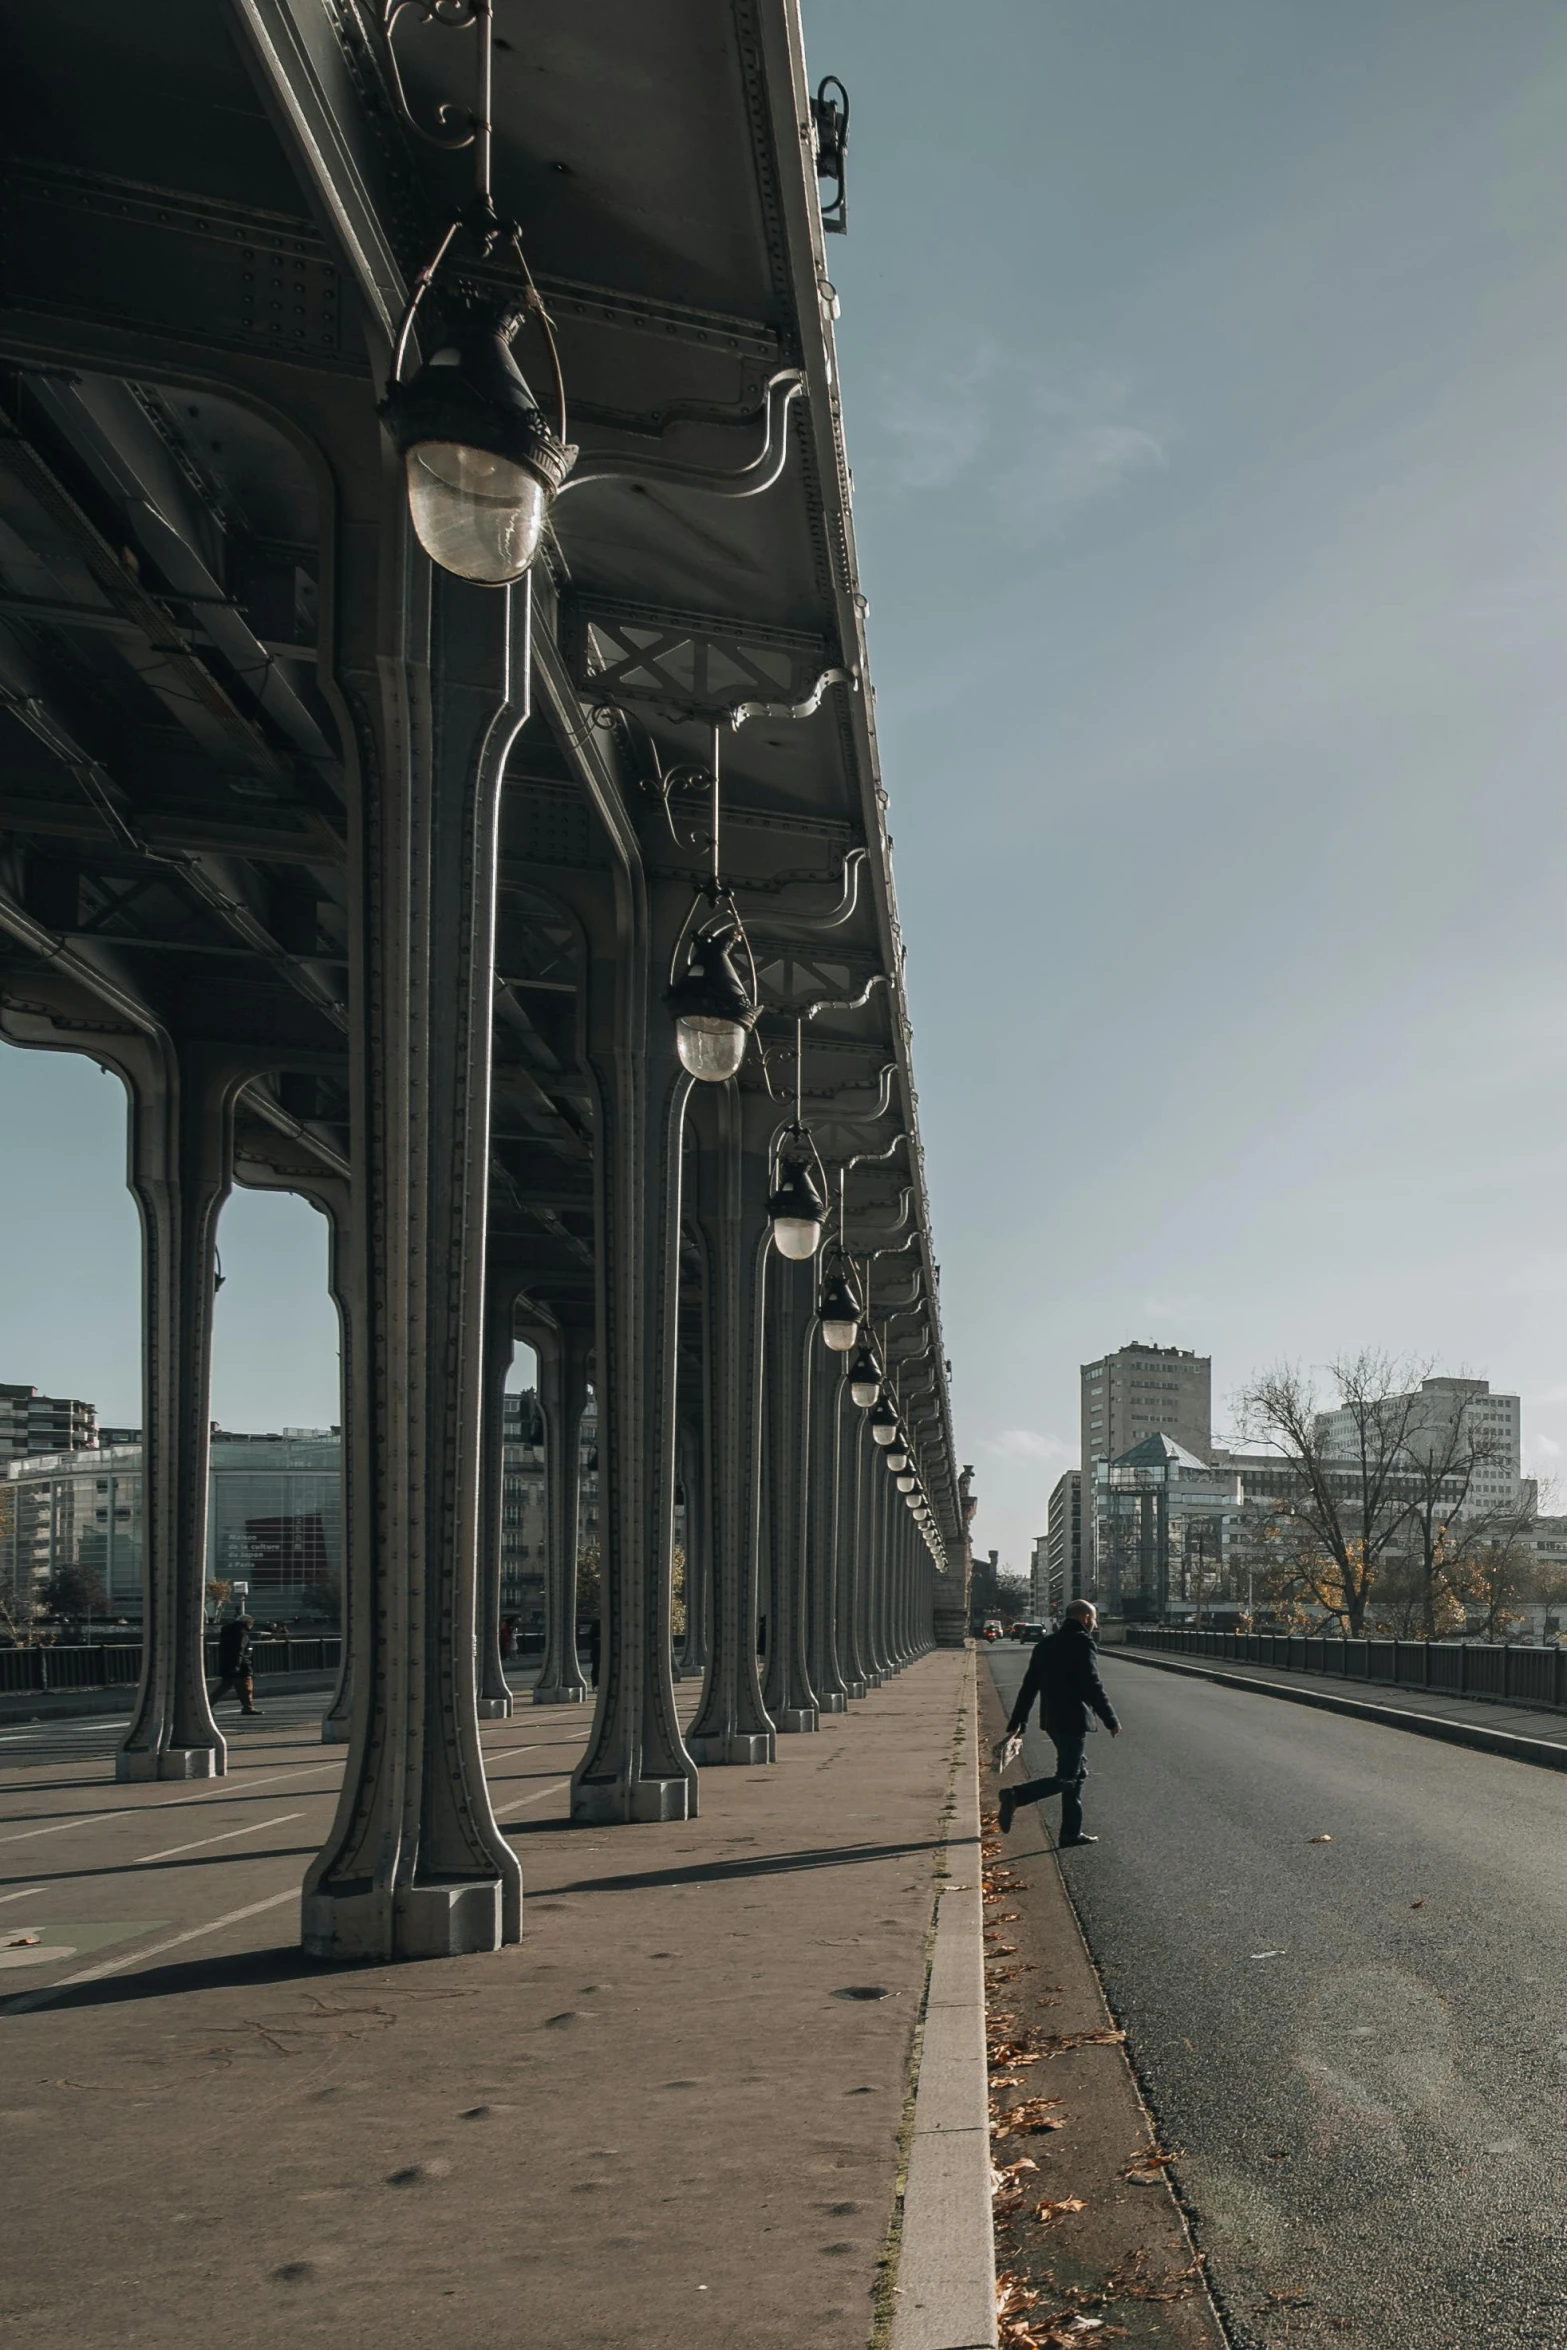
[
  {"left": 686, "top": 1085, "right": 776, "bottom": 1765},
  {"left": 676, "top": 1400, "right": 710, "bottom": 1678},
  {"left": 805, "top": 1342, "right": 848, "bottom": 1713},
  {"left": 475, "top": 1288, "right": 516, "bottom": 1721},
  {"left": 301, "top": 552, "right": 527, "bottom": 1961},
  {"left": 568, "top": 918, "right": 697, "bottom": 1822},
  {"left": 839, "top": 1402, "right": 870, "bottom": 1700},
  {"left": 315, "top": 1185, "right": 357, "bottom": 1743},
  {"left": 533, "top": 1320, "right": 591, "bottom": 1705},
  {"left": 115, "top": 1041, "right": 254, "bottom": 1780},
  {"left": 856, "top": 1414, "right": 885, "bottom": 1689},
  {"left": 761, "top": 1253, "right": 819, "bottom": 1733}
]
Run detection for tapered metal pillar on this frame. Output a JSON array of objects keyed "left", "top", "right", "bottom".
[
  {"left": 891, "top": 1511, "right": 911, "bottom": 1667},
  {"left": 856, "top": 1417, "right": 886, "bottom": 1690},
  {"left": 302, "top": 554, "right": 527, "bottom": 1961},
  {"left": 534, "top": 1320, "right": 591, "bottom": 1705},
  {"left": 687, "top": 1085, "right": 776, "bottom": 1765},
  {"left": 229, "top": 1155, "right": 357, "bottom": 1746},
  {"left": 762, "top": 1254, "right": 819, "bottom": 1733},
  {"left": 895, "top": 1519, "right": 914, "bottom": 1664},
  {"left": 838, "top": 1398, "right": 871, "bottom": 1700},
  {"left": 476, "top": 1288, "right": 515, "bottom": 1721},
  {"left": 569, "top": 911, "right": 698, "bottom": 1822},
  {"left": 117, "top": 1041, "right": 245, "bottom": 1782},
  {"left": 806, "top": 1343, "right": 848, "bottom": 1713},
  {"left": 316, "top": 1185, "right": 357, "bottom": 1744},
  {"left": 676, "top": 1400, "right": 710, "bottom": 1678}
]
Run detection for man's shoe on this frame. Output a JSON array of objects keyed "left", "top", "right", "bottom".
[
  {"left": 1057, "top": 1834, "right": 1098, "bottom": 1847},
  {"left": 239, "top": 1707, "right": 264, "bottom": 1717},
  {"left": 997, "top": 1789, "right": 1016, "bottom": 1836}
]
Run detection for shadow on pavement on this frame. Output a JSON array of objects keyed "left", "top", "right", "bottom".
[{"left": 555, "top": 1835, "right": 954, "bottom": 1894}]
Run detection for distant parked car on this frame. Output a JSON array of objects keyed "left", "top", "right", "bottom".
[{"left": 1018, "top": 1621, "right": 1046, "bottom": 1643}]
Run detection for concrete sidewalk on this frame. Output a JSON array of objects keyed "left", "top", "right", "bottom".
[
  {"left": 0, "top": 1649, "right": 988, "bottom": 2350},
  {"left": 1113, "top": 1644, "right": 1567, "bottom": 1770}
]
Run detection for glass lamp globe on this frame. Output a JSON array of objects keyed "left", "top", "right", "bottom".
[
  {"left": 896, "top": 1473, "right": 917, "bottom": 1494},
  {"left": 405, "top": 442, "right": 548, "bottom": 582},
  {"left": 666, "top": 913, "right": 757, "bottom": 1083},
  {"left": 675, "top": 1014, "right": 748, "bottom": 1082},
  {"left": 767, "top": 1158, "right": 827, "bottom": 1260},
  {"left": 384, "top": 318, "right": 576, "bottom": 586},
  {"left": 870, "top": 1404, "right": 897, "bottom": 1447},
  {"left": 847, "top": 1349, "right": 880, "bottom": 1409},
  {"left": 885, "top": 1447, "right": 908, "bottom": 1473},
  {"left": 818, "top": 1271, "right": 860, "bottom": 1352}
]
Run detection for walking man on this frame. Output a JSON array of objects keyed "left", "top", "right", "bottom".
[
  {"left": 211, "top": 1611, "right": 262, "bottom": 1716},
  {"left": 997, "top": 1599, "right": 1119, "bottom": 1846}
]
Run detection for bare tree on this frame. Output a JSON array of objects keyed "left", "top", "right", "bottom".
[{"left": 1233, "top": 1353, "right": 1430, "bottom": 1637}]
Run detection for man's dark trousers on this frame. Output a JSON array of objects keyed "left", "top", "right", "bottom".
[{"left": 1011, "top": 1730, "right": 1087, "bottom": 1841}]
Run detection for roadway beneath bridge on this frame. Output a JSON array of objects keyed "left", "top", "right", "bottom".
[
  {"left": 986, "top": 1643, "right": 1567, "bottom": 2350},
  {"left": 0, "top": 1651, "right": 975, "bottom": 2350}
]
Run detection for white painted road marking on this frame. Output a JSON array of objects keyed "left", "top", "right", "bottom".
[
  {"left": 493, "top": 1778, "right": 569, "bottom": 1819},
  {"left": 2, "top": 1887, "right": 300, "bottom": 2014},
  {"left": 135, "top": 1811, "right": 305, "bottom": 1864}
]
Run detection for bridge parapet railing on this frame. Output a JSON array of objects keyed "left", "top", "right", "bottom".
[
  {"left": 1123, "top": 1625, "right": 1567, "bottom": 1714},
  {"left": 0, "top": 1637, "right": 342, "bottom": 1695}
]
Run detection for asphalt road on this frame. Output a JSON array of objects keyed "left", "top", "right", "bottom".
[{"left": 988, "top": 1644, "right": 1567, "bottom": 2350}]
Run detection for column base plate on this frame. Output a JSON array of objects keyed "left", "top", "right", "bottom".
[
  {"left": 115, "top": 1745, "right": 223, "bottom": 1782},
  {"left": 571, "top": 1775, "right": 693, "bottom": 1824},
  {"left": 532, "top": 1682, "right": 589, "bottom": 1706},
  {"left": 476, "top": 1695, "right": 513, "bottom": 1720},
  {"left": 302, "top": 1878, "right": 507, "bottom": 1961},
  {"left": 686, "top": 1731, "right": 776, "bottom": 1766},
  {"left": 775, "top": 1707, "right": 820, "bottom": 1733}
]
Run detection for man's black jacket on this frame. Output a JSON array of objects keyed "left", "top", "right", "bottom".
[
  {"left": 216, "top": 1617, "right": 252, "bottom": 1675},
  {"left": 1005, "top": 1622, "right": 1119, "bottom": 1741}
]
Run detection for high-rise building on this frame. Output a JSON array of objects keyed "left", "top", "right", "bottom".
[
  {"left": 1047, "top": 1470, "right": 1082, "bottom": 1613},
  {"left": 1080, "top": 1345, "right": 1212, "bottom": 1471},
  {"left": 1315, "top": 1376, "right": 1522, "bottom": 1520},
  {"left": 0, "top": 1384, "right": 98, "bottom": 1455},
  {"left": 1080, "top": 1345, "right": 1211, "bottom": 1584},
  {"left": 1029, "top": 1534, "right": 1050, "bottom": 1619}
]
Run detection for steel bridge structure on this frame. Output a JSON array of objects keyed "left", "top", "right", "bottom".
[{"left": 0, "top": 0, "right": 972, "bottom": 1960}]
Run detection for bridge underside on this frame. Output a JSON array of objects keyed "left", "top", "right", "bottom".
[{"left": 0, "top": 0, "right": 971, "bottom": 1957}]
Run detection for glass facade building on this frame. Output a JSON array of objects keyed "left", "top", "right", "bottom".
[{"left": 0, "top": 1430, "right": 343, "bottom": 1624}]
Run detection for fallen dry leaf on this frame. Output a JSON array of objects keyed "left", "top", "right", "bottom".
[
  {"left": 1033, "top": 2196, "right": 1087, "bottom": 2223},
  {"left": 1032, "top": 2027, "right": 1126, "bottom": 2056},
  {"left": 7, "top": 1934, "right": 41, "bottom": 1948},
  {"left": 1411, "top": 1898, "right": 1426, "bottom": 1909},
  {"left": 992, "top": 2157, "right": 1040, "bottom": 2187},
  {"left": 1308, "top": 1833, "right": 1334, "bottom": 1844},
  {"left": 993, "top": 2095, "right": 1068, "bottom": 2136}
]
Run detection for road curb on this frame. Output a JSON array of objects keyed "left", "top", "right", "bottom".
[
  {"left": 1109, "top": 1648, "right": 1567, "bottom": 1771},
  {"left": 892, "top": 1648, "right": 997, "bottom": 2350}
]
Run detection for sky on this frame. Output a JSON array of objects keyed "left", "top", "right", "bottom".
[{"left": 6, "top": 3, "right": 1567, "bottom": 1568}]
